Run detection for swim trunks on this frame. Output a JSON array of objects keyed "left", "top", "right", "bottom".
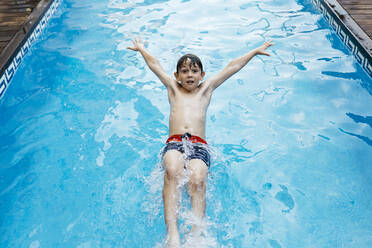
[{"left": 162, "top": 133, "right": 211, "bottom": 168}]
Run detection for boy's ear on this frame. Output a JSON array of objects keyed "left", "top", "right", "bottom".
[
  {"left": 174, "top": 72, "right": 179, "bottom": 80},
  {"left": 201, "top": 71, "right": 205, "bottom": 79}
]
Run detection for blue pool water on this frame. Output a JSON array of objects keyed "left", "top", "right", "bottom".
[{"left": 1, "top": 0, "right": 372, "bottom": 247}]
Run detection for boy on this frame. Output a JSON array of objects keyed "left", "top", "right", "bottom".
[{"left": 127, "top": 36, "right": 273, "bottom": 247}]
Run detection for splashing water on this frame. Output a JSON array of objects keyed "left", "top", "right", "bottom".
[{"left": 145, "top": 138, "right": 223, "bottom": 247}]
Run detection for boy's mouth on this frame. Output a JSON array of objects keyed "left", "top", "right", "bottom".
[{"left": 186, "top": 80, "right": 194, "bottom": 84}]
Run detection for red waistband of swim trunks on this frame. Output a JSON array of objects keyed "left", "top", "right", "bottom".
[{"left": 166, "top": 133, "right": 208, "bottom": 144}]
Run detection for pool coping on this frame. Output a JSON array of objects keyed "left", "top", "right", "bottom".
[
  {"left": 312, "top": 0, "right": 372, "bottom": 78},
  {"left": 0, "top": 0, "right": 61, "bottom": 99}
]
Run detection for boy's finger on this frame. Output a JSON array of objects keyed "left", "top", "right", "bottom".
[
  {"left": 265, "top": 41, "right": 273, "bottom": 47},
  {"left": 259, "top": 51, "right": 271, "bottom": 56},
  {"left": 127, "top": 46, "right": 137, "bottom": 51}
]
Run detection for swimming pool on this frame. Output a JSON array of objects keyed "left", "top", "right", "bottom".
[{"left": 1, "top": 0, "right": 372, "bottom": 247}]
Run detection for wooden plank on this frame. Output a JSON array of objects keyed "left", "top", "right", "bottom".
[
  {"left": 0, "top": 17, "right": 28, "bottom": 23},
  {"left": 0, "top": 9, "right": 33, "bottom": 13},
  {"left": 0, "top": 30, "right": 17, "bottom": 37},
  {"left": 359, "top": 25, "right": 372, "bottom": 30},
  {"left": 359, "top": 25, "right": 372, "bottom": 31},
  {"left": 0, "top": 6, "right": 34, "bottom": 11},
  {"left": 0, "top": 25, "right": 22, "bottom": 31},
  {"left": 356, "top": 20, "right": 372, "bottom": 26},
  {"left": 0, "top": 36, "right": 14, "bottom": 42},
  {"left": 0, "top": 13, "right": 29, "bottom": 18},
  {"left": 349, "top": 15, "right": 372, "bottom": 19},
  {"left": 0, "top": 0, "right": 39, "bottom": 4},
  {"left": 339, "top": 0, "right": 372, "bottom": 4},
  {"left": 0, "top": 0, "right": 51, "bottom": 68},
  {"left": 0, "top": 41, "right": 9, "bottom": 47},
  {"left": 2, "top": 2, "right": 35, "bottom": 6},
  {"left": 344, "top": 9, "right": 372, "bottom": 15},
  {"left": 0, "top": 0, "right": 33, "bottom": 56},
  {"left": 337, "top": 0, "right": 372, "bottom": 39},
  {"left": 343, "top": 5, "right": 372, "bottom": 10}
]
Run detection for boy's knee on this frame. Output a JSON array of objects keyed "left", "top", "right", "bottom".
[
  {"left": 188, "top": 160, "right": 208, "bottom": 187},
  {"left": 189, "top": 172, "right": 206, "bottom": 186},
  {"left": 163, "top": 150, "right": 184, "bottom": 180},
  {"left": 164, "top": 163, "right": 183, "bottom": 180}
]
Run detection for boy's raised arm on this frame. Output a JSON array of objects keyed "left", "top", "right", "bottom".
[
  {"left": 127, "top": 37, "right": 173, "bottom": 87},
  {"left": 205, "top": 41, "right": 274, "bottom": 92}
]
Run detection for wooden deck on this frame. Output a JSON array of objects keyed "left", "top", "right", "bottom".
[
  {"left": 0, "top": 0, "right": 41, "bottom": 55},
  {"left": 339, "top": 0, "right": 372, "bottom": 39}
]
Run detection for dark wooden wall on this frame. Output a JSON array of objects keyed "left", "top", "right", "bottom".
[
  {"left": 338, "top": 0, "right": 372, "bottom": 39},
  {"left": 0, "top": 0, "right": 41, "bottom": 55}
]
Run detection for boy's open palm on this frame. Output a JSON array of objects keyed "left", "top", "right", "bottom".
[
  {"left": 127, "top": 36, "right": 147, "bottom": 51},
  {"left": 255, "top": 40, "right": 274, "bottom": 56}
]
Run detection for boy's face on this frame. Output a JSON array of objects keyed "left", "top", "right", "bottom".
[{"left": 174, "top": 59, "right": 205, "bottom": 92}]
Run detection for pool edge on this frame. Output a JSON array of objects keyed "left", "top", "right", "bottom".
[
  {"left": 0, "top": 0, "right": 62, "bottom": 99},
  {"left": 312, "top": 0, "right": 372, "bottom": 78}
]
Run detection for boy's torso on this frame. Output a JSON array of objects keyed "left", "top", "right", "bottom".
[{"left": 167, "top": 80, "right": 212, "bottom": 139}]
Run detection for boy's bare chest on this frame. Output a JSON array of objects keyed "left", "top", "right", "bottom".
[{"left": 170, "top": 92, "right": 210, "bottom": 111}]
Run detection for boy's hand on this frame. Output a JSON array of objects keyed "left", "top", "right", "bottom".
[
  {"left": 255, "top": 40, "right": 274, "bottom": 56},
  {"left": 127, "top": 36, "right": 147, "bottom": 51}
]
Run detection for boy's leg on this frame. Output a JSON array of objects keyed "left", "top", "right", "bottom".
[
  {"left": 162, "top": 149, "right": 185, "bottom": 247},
  {"left": 187, "top": 159, "right": 208, "bottom": 233}
]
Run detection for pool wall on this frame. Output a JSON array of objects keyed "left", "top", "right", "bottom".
[
  {"left": 0, "top": 0, "right": 61, "bottom": 99},
  {"left": 311, "top": 0, "right": 372, "bottom": 77}
]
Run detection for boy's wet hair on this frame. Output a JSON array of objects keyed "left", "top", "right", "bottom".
[{"left": 176, "top": 54, "right": 203, "bottom": 74}]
